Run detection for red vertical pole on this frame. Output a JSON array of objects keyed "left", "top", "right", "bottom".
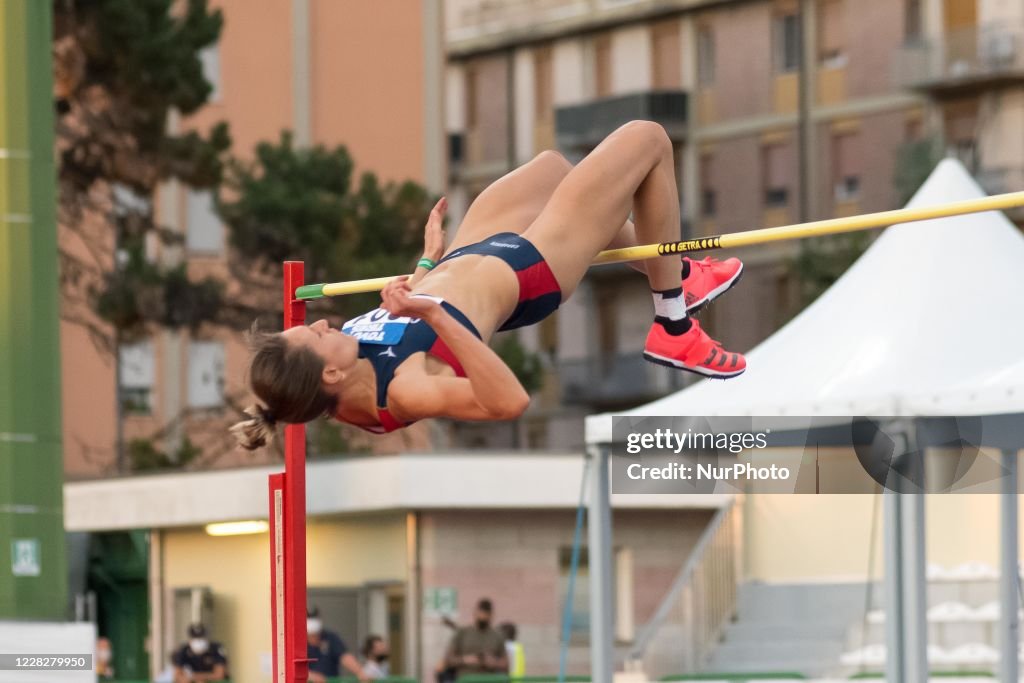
[
  {"left": 268, "top": 473, "right": 286, "bottom": 683},
  {"left": 281, "top": 261, "right": 310, "bottom": 683}
]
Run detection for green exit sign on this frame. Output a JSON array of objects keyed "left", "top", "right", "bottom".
[
  {"left": 423, "top": 587, "right": 457, "bottom": 616},
  {"left": 11, "top": 539, "right": 41, "bottom": 577}
]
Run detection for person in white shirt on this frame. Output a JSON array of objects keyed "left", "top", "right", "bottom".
[{"left": 361, "top": 634, "right": 390, "bottom": 679}]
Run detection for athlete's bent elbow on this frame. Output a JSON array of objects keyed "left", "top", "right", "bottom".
[{"left": 491, "top": 391, "right": 530, "bottom": 421}]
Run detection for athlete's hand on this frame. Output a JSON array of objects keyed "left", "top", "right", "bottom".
[
  {"left": 381, "top": 277, "right": 440, "bottom": 320},
  {"left": 423, "top": 196, "right": 447, "bottom": 262},
  {"left": 380, "top": 275, "right": 412, "bottom": 311}
]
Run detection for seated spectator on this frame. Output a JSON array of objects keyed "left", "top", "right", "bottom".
[
  {"left": 95, "top": 637, "right": 114, "bottom": 680},
  {"left": 172, "top": 623, "right": 227, "bottom": 683},
  {"left": 307, "top": 606, "right": 368, "bottom": 683},
  {"left": 362, "top": 634, "right": 390, "bottom": 679}
]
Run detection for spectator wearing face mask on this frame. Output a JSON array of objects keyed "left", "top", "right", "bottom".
[
  {"left": 444, "top": 598, "right": 507, "bottom": 678},
  {"left": 171, "top": 624, "right": 227, "bottom": 683},
  {"left": 95, "top": 637, "right": 114, "bottom": 680},
  {"left": 361, "top": 635, "right": 390, "bottom": 679},
  {"left": 306, "top": 606, "right": 369, "bottom": 683}
]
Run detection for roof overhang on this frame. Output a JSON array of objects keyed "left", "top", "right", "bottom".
[{"left": 64, "top": 452, "right": 731, "bottom": 531}]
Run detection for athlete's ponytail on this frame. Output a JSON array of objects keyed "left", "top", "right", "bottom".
[{"left": 230, "top": 404, "right": 278, "bottom": 451}]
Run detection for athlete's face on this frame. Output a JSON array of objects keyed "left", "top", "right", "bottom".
[{"left": 281, "top": 319, "right": 359, "bottom": 387}]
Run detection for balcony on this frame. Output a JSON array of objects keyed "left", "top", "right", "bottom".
[
  {"left": 555, "top": 90, "right": 688, "bottom": 150},
  {"left": 558, "top": 352, "right": 687, "bottom": 408},
  {"left": 895, "top": 25, "right": 1024, "bottom": 97}
]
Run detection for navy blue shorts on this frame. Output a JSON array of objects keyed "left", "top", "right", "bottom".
[{"left": 436, "top": 232, "right": 562, "bottom": 331}]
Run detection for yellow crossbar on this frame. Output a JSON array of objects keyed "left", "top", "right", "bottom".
[{"left": 296, "top": 191, "right": 1024, "bottom": 300}]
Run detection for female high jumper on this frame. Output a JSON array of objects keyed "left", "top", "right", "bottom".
[{"left": 232, "top": 121, "right": 746, "bottom": 448}]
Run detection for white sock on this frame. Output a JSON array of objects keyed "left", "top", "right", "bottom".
[{"left": 652, "top": 288, "right": 687, "bottom": 321}]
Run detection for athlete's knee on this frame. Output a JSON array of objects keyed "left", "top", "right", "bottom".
[
  {"left": 535, "top": 149, "right": 572, "bottom": 174},
  {"left": 617, "top": 120, "right": 672, "bottom": 157}
]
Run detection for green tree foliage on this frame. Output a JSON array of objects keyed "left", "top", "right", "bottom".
[
  {"left": 790, "top": 138, "right": 942, "bottom": 309},
  {"left": 493, "top": 334, "right": 544, "bottom": 395},
  {"left": 127, "top": 436, "right": 202, "bottom": 472},
  {"left": 219, "top": 131, "right": 435, "bottom": 319},
  {"left": 791, "top": 231, "right": 873, "bottom": 307},
  {"left": 54, "top": 0, "right": 231, "bottom": 345},
  {"left": 895, "top": 136, "right": 942, "bottom": 206}
]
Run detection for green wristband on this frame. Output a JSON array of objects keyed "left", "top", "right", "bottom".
[{"left": 417, "top": 257, "right": 436, "bottom": 270}]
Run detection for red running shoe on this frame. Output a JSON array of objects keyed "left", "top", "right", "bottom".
[
  {"left": 643, "top": 319, "right": 746, "bottom": 378},
  {"left": 683, "top": 256, "right": 744, "bottom": 313}
]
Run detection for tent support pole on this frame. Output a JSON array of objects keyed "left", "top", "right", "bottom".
[
  {"left": 901, "top": 489, "right": 928, "bottom": 683},
  {"left": 1000, "top": 448, "right": 1019, "bottom": 683},
  {"left": 587, "top": 443, "right": 615, "bottom": 683},
  {"left": 883, "top": 491, "right": 905, "bottom": 683}
]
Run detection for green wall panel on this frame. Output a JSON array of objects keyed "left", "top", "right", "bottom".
[{"left": 0, "top": 0, "right": 68, "bottom": 619}]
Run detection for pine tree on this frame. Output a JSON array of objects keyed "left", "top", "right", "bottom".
[{"left": 54, "top": 0, "right": 231, "bottom": 349}]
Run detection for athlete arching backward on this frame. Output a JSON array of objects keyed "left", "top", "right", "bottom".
[{"left": 232, "top": 121, "right": 746, "bottom": 448}]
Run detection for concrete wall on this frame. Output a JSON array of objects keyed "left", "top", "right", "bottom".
[
  {"left": 842, "top": 0, "right": 906, "bottom": 100},
  {"left": 418, "top": 508, "right": 715, "bottom": 676},
  {"left": 309, "top": 0, "right": 429, "bottom": 183},
  {"left": 743, "top": 492, "right": 1024, "bottom": 584},
  {"left": 552, "top": 39, "right": 588, "bottom": 106},
  {"left": 610, "top": 26, "right": 652, "bottom": 95},
  {"left": 701, "top": 3, "right": 775, "bottom": 122}
]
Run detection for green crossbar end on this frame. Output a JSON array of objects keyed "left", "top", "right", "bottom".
[{"left": 295, "top": 283, "right": 326, "bottom": 300}]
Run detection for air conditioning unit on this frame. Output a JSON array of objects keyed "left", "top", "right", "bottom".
[{"left": 981, "top": 32, "right": 1017, "bottom": 67}]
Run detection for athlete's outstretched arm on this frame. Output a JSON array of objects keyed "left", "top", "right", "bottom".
[
  {"left": 382, "top": 282, "right": 529, "bottom": 421},
  {"left": 407, "top": 197, "right": 447, "bottom": 287}
]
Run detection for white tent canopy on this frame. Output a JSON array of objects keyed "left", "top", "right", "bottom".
[
  {"left": 909, "top": 358, "right": 1024, "bottom": 416},
  {"left": 586, "top": 158, "right": 1024, "bottom": 444}
]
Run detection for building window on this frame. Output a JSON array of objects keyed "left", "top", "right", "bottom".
[
  {"left": 818, "top": 0, "right": 846, "bottom": 68},
  {"left": 200, "top": 44, "right": 221, "bottom": 102},
  {"left": 762, "top": 143, "right": 791, "bottom": 208},
  {"left": 697, "top": 26, "right": 715, "bottom": 86},
  {"left": 651, "top": 19, "right": 682, "bottom": 89},
  {"left": 119, "top": 341, "right": 155, "bottom": 415},
  {"left": 904, "top": 0, "right": 923, "bottom": 42},
  {"left": 774, "top": 13, "right": 801, "bottom": 73},
  {"left": 186, "top": 189, "right": 222, "bottom": 254},
  {"left": 187, "top": 340, "right": 225, "bottom": 409},
  {"left": 832, "top": 132, "right": 862, "bottom": 202},
  {"left": 594, "top": 34, "right": 612, "bottom": 98},
  {"left": 700, "top": 152, "right": 716, "bottom": 217}
]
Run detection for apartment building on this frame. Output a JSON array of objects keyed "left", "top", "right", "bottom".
[
  {"left": 444, "top": 0, "right": 1024, "bottom": 450},
  {"left": 62, "top": 0, "right": 446, "bottom": 478}
]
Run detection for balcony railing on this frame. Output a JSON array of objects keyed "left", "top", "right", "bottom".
[
  {"left": 895, "top": 24, "right": 1024, "bottom": 95},
  {"left": 555, "top": 90, "right": 688, "bottom": 150},
  {"left": 558, "top": 351, "right": 687, "bottom": 407}
]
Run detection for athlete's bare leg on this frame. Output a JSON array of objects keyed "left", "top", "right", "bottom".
[
  {"left": 521, "top": 121, "right": 681, "bottom": 299},
  {"left": 445, "top": 150, "right": 650, "bottom": 274}
]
